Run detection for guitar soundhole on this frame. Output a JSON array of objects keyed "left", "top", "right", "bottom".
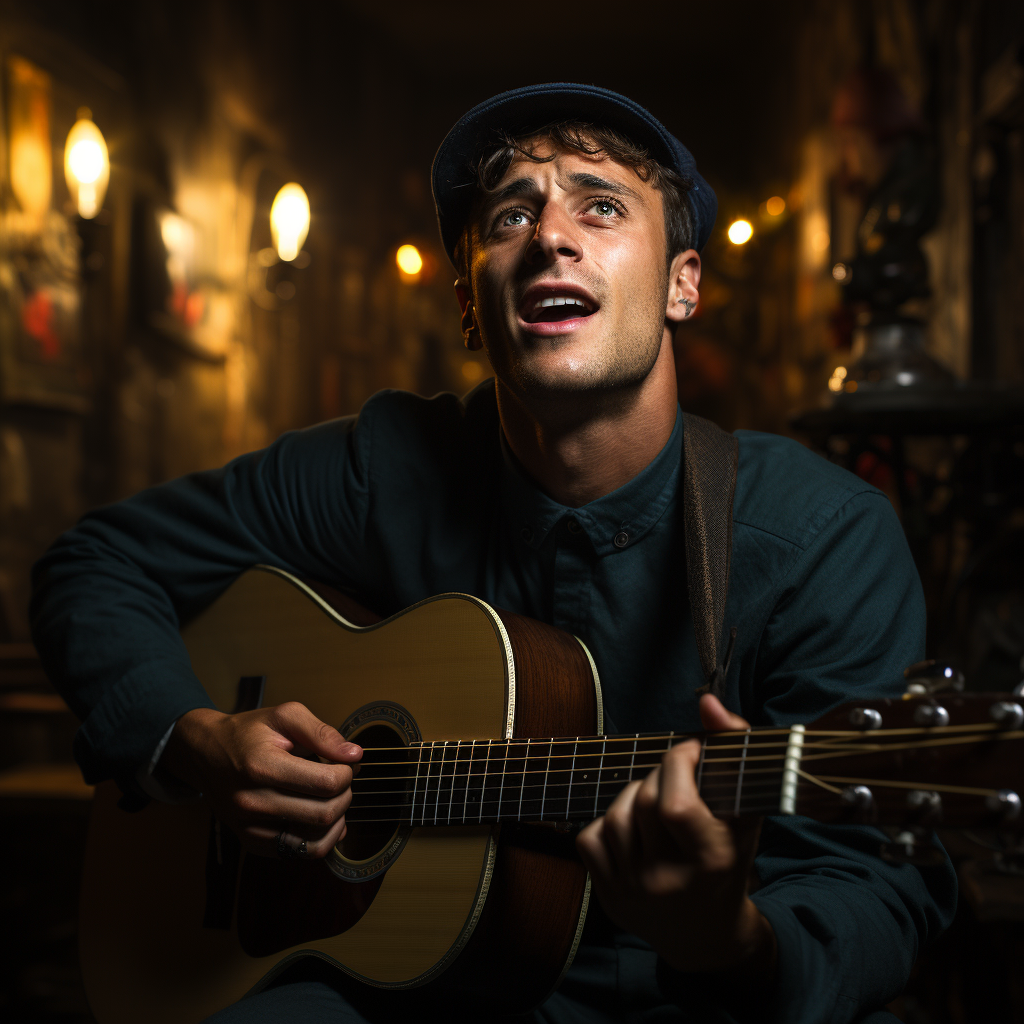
[{"left": 329, "top": 702, "right": 419, "bottom": 882}]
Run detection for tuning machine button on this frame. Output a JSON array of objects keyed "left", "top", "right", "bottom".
[
  {"left": 841, "top": 784, "right": 874, "bottom": 816},
  {"left": 906, "top": 789, "right": 942, "bottom": 822},
  {"left": 913, "top": 704, "right": 950, "bottom": 728},
  {"left": 904, "top": 660, "right": 965, "bottom": 695},
  {"left": 986, "top": 790, "right": 1022, "bottom": 823},
  {"left": 848, "top": 708, "right": 882, "bottom": 730},
  {"left": 990, "top": 702, "right": 1024, "bottom": 730}
]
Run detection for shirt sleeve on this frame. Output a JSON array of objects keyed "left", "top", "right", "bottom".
[
  {"left": 660, "top": 490, "right": 957, "bottom": 1023},
  {"left": 742, "top": 491, "right": 957, "bottom": 1022},
  {"left": 30, "top": 411, "right": 377, "bottom": 798}
]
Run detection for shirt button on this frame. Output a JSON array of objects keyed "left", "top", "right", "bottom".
[
  {"left": 520, "top": 527, "right": 533, "bottom": 544},
  {"left": 566, "top": 518, "right": 582, "bottom": 535},
  {"left": 613, "top": 531, "right": 629, "bottom": 548}
]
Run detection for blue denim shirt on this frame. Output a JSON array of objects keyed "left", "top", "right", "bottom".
[{"left": 31, "top": 382, "right": 956, "bottom": 1023}]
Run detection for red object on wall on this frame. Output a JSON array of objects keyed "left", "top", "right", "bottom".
[{"left": 21, "top": 290, "right": 60, "bottom": 360}]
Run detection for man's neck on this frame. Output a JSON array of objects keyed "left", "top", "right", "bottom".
[{"left": 496, "top": 339, "right": 679, "bottom": 508}]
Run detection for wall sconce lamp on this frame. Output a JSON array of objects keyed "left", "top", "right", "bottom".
[
  {"left": 270, "top": 183, "right": 310, "bottom": 262},
  {"left": 64, "top": 108, "right": 109, "bottom": 219},
  {"left": 727, "top": 219, "right": 753, "bottom": 245}
]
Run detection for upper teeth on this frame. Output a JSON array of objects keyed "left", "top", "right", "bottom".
[{"left": 533, "top": 296, "right": 591, "bottom": 312}]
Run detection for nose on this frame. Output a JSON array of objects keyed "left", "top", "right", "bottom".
[{"left": 525, "top": 203, "right": 582, "bottom": 267}]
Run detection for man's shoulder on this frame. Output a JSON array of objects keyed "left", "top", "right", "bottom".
[
  {"left": 733, "top": 429, "right": 885, "bottom": 550},
  {"left": 355, "top": 380, "right": 500, "bottom": 477}
]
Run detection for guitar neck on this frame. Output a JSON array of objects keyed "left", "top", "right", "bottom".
[{"left": 348, "top": 728, "right": 797, "bottom": 828}]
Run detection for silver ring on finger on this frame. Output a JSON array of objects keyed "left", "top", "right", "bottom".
[{"left": 276, "top": 831, "right": 309, "bottom": 859}]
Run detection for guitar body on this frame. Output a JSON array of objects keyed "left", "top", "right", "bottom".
[{"left": 80, "top": 566, "right": 602, "bottom": 1023}]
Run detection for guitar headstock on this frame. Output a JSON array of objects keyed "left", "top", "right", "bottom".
[{"left": 796, "top": 694, "right": 1024, "bottom": 836}]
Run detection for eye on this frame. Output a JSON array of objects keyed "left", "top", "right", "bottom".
[
  {"left": 587, "top": 199, "right": 621, "bottom": 218},
  {"left": 499, "top": 208, "right": 531, "bottom": 228}
]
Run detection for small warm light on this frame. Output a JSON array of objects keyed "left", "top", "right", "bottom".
[
  {"left": 396, "top": 244, "right": 424, "bottom": 277},
  {"left": 812, "top": 230, "right": 831, "bottom": 253},
  {"left": 765, "top": 196, "right": 786, "bottom": 217},
  {"left": 832, "top": 262, "right": 849, "bottom": 281},
  {"left": 64, "top": 109, "right": 109, "bottom": 219},
  {"left": 844, "top": 379, "right": 858, "bottom": 393},
  {"left": 270, "top": 183, "right": 310, "bottom": 262},
  {"left": 827, "top": 366, "right": 848, "bottom": 393},
  {"left": 461, "top": 360, "right": 484, "bottom": 384},
  {"left": 727, "top": 219, "right": 753, "bottom": 245}
]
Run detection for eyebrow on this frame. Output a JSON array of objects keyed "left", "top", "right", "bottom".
[
  {"left": 482, "top": 169, "right": 645, "bottom": 212},
  {"left": 562, "top": 171, "right": 644, "bottom": 202}
]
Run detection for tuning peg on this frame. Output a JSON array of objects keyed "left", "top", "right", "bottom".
[
  {"left": 904, "top": 660, "right": 965, "bottom": 696},
  {"left": 879, "top": 826, "right": 947, "bottom": 865},
  {"left": 990, "top": 702, "right": 1024, "bottom": 730},
  {"left": 906, "top": 789, "right": 942, "bottom": 823},
  {"left": 913, "top": 704, "right": 950, "bottom": 727},
  {"left": 848, "top": 708, "right": 882, "bottom": 730},
  {"left": 986, "top": 790, "right": 1022, "bottom": 824}
]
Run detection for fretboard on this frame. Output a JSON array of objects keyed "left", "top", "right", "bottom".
[{"left": 346, "top": 730, "right": 794, "bottom": 827}]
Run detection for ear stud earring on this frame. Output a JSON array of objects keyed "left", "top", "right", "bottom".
[{"left": 677, "top": 298, "right": 696, "bottom": 316}]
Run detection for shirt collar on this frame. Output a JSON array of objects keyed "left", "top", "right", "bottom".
[{"left": 500, "top": 408, "right": 682, "bottom": 556}]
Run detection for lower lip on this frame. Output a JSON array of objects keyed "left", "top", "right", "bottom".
[{"left": 517, "top": 313, "right": 596, "bottom": 336}]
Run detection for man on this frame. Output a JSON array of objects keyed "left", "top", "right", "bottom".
[{"left": 32, "top": 84, "right": 955, "bottom": 1023}]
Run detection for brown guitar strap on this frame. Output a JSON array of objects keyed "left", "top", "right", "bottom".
[{"left": 681, "top": 412, "right": 739, "bottom": 703}]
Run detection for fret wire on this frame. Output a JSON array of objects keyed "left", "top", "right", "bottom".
[
  {"left": 497, "top": 740, "right": 508, "bottom": 822},
  {"left": 696, "top": 736, "right": 707, "bottom": 796},
  {"left": 517, "top": 739, "right": 530, "bottom": 822},
  {"left": 478, "top": 739, "right": 491, "bottom": 825},
  {"left": 567, "top": 738, "right": 579, "bottom": 820},
  {"left": 436, "top": 741, "right": 449, "bottom": 825},
  {"left": 593, "top": 737, "right": 607, "bottom": 818},
  {"left": 410, "top": 743, "right": 422, "bottom": 826},
  {"left": 461, "top": 739, "right": 474, "bottom": 824},
  {"left": 734, "top": 729, "right": 750, "bottom": 817},
  {"left": 539, "top": 739, "right": 552, "bottom": 820}
]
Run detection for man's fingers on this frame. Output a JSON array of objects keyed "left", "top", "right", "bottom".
[
  {"left": 698, "top": 694, "right": 750, "bottom": 732},
  {"left": 576, "top": 818, "right": 616, "bottom": 892},
  {"left": 232, "top": 784, "right": 352, "bottom": 832},
  {"left": 272, "top": 702, "right": 362, "bottom": 764},
  {"left": 599, "top": 780, "right": 644, "bottom": 876},
  {"left": 242, "top": 811, "right": 349, "bottom": 861},
  {"left": 654, "top": 741, "right": 736, "bottom": 872},
  {"left": 244, "top": 741, "right": 355, "bottom": 799}
]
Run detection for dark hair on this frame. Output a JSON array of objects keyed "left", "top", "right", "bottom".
[{"left": 455, "top": 120, "right": 696, "bottom": 278}]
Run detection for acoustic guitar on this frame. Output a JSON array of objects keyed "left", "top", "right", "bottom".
[{"left": 80, "top": 565, "right": 1024, "bottom": 1022}]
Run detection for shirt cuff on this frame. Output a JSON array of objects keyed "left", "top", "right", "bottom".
[{"left": 135, "top": 720, "right": 201, "bottom": 803}]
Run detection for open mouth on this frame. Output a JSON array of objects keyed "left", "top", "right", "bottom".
[{"left": 521, "top": 294, "right": 597, "bottom": 325}]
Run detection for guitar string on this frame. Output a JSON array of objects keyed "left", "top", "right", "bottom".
[
  {"left": 345, "top": 730, "right": 1011, "bottom": 786},
  {"left": 354, "top": 724, "right": 1011, "bottom": 770}
]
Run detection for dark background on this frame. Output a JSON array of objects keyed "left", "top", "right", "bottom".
[{"left": 0, "top": 1, "right": 1023, "bottom": 1021}]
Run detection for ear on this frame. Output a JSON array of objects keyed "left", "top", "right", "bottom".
[
  {"left": 665, "top": 249, "right": 701, "bottom": 324},
  {"left": 454, "top": 279, "right": 482, "bottom": 351}
]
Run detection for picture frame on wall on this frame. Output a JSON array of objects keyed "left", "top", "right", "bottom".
[{"left": 0, "top": 53, "right": 91, "bottom": 414}]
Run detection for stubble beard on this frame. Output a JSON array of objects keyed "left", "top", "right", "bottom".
[{"left": 487, "top": 291, "right": 668, "bottom": 408}]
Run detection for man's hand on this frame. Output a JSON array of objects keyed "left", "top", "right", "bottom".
[
  {"left": 160, "top": 702, "right": 362, "bottom": 860},
  {"left": 576, "top": 695, "right": 776, "bottom": 983}
]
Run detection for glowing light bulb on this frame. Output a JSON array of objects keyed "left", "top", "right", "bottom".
[
  {"left": 396, "top": 244, "right": 424, "bottom": 277},
  {"left": 727, "top": 219, "right": 753, "bottom": 245},
  {"left": 765, "top": 196, "right": 786, "bottom": 217},
  {"left": 270, "top": 183, "right": 310, "bottom": 262},
  {"left": 64, "top": 110, "right": 109, "bottom": 219}
]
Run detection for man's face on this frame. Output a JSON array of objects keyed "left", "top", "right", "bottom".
[{"left": 464, "top": 142, "right": 677, "bottom": 398}]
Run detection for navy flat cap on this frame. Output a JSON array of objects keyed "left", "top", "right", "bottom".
[{"left": 431, "top": 83, "right": 717, "bottom": 268}]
